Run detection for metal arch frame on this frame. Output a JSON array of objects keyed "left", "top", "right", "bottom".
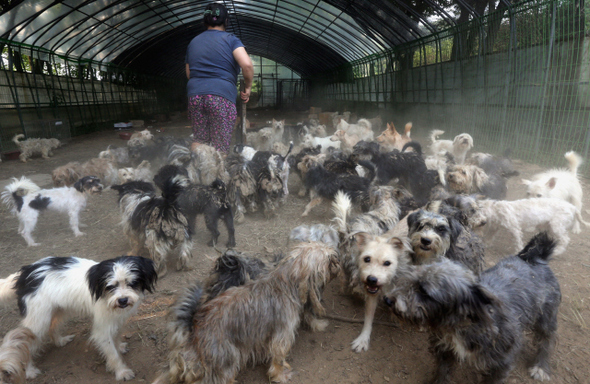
[{"left": 0, "top": 0, "right": 515, "bottom": 78}]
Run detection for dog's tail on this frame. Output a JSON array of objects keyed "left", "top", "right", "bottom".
[
  {"left": 358, "top": 159, "right": 376, "bottom": 182},
  {"left": 332, "top": 191, "right": 352, "bottom": 233},
  {"left": 155, "top": 284, "right": 205, "bottom": 384},
  {"left": 168, "top": 144, "right": 193, "bottom": 166},
  {"left": 1, "top": 177, "right": 41, "bottom": 212},
  {"left": 160, "top": 173, "right": 190, "bottom": 201},
  {"left": 430, "top": 129, "right": 444, "bottom": 144},
  {"left": 401, "top": 141, "right": 422, "bottom": 156},
  {"left": 0, "top": 273, "right": 19, "bottom": 306},
  {"left": 12, "top": 134, "right": 25, "bottom": 145},
  {"left": 564, "top": 151, "right": 582, "bottom": 176},
  {"left": 404, "top": 122, "right": 412, "bottom": 138},
  {"left": 517, "top": 232, "right": 556, "bottom": 264},
  {"left": 357, "top": 118, "right": 372, "bottom": 130},
  {"left": 0, "top": 326, "right": 36, "bottom": 384},
  {"left": 575, "top": 209, "right": 590, "bottom": 229}
]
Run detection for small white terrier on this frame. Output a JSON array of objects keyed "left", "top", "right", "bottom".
[
  {"left": 429, "top": 130, "right": 474, "bottom": 164},
  {"left": 522, "top": 151, "right": 585, "bottom": 231},
  {"left": 477, "top": 197, "right": 590, "bottom": 255}
]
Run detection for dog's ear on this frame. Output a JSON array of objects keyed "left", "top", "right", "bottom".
[
  {"left": 467, "top": 285, "right": 498, "bottom": 324},
  {"left": 73, "top": 178, "right": 85, "bottom": 192},
  {"left": 130, "top": 256, "right": 158, "bottom": 293},
  {"left": 546, "top": 177, "right": 556, "bottom": 189},
  {"left": 521, "top": 179, "right": 531, "bottom": 186},
  {"left": 446, "top": 216, "right": 464, "bottom": 242},
  {"left": 406, "top": 210, "right": 421, "bottom": 232},
  {"left": 388, "top": 237, "right": 410, "bottom": 252},
  {"left": 471, "top": 167, "right": 489, "bottom": 190},
  {"left": 354, "top": 232, "right": 373, "bottom": 247}
]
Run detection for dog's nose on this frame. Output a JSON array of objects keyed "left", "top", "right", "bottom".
[
  {"left": 118, "top": 298, "right": 129, "bottom": 307},
  {"left": 421, "top": 237, "right": 432, "bottom": 246},
  {"left": 447, "top": 174, "right": 454, "bottom": 180},
  {"left": 366, "top": 275, "right": 378, "bottom": 286},
  {"left": 383, "top": 296, "right": 393, "bottom": 307}
]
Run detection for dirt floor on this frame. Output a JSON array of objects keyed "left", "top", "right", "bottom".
[{"left": 0, "top": 114, "right": 589, "bottom": 384}]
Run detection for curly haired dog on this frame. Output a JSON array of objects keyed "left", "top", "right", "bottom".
[
  {"left": 446, "top": 164, "right": 507, "bottom": 200},
  {"left": 111, "top": 174, "right": 192, "bottom": 277},
  {"left": 12, "top": 134, "right": 61, "bottom": 163},
  {"left": 246, "top": 119, "right": 285, "bottom": 151},
  {"left": 52, "top": 157, "right": 119, "bottom": 187},
  {"left": 151, "top": 242, "right": 340, "bottom": 384},
  {"left": 127, "top": 129, "right": 153, "bottom": 147},
  {"left": 118, "top": 160, "right": 153, "bottom": 183},
  {"left": 384, "top": 232, "right": 561, "bottom": 384},
  {"left": 375, "top": 122, "right": 412, "bottom": 151},
  {"left": 168, "top": 144, "right": 229, "bottom": 185}
]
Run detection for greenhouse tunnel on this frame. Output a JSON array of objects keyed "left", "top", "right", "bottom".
[{"left": 0, "top": 0, "right": 588, "bottom": 174}]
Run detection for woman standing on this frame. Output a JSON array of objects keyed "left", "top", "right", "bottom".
[{"left": 185, "top": 3, "right": 254, "bottom": 152}]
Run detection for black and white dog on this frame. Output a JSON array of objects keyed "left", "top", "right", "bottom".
[
  {"left": 384, "top": 232, "right": 561, "bottom": 383},
  {"left": 0, "top": 256, "right": 157, "bottom": 381},
  {"left": 1, "top": 176, "right": 103, "bottom": 246}
]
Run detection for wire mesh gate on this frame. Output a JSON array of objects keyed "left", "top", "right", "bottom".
[{"left": 312, "top": 0, "right": 590, "bottom": 177}]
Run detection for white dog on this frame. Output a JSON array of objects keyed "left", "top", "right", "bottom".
[
  {"left": 429, "top": 130, "right": 474, "bottom": 164},
  {"left": 12, "top": 134, "right": 61, "bottom": 163},
  {"left": 522, "top": 151, "right": 584, "bottom": 229},
  {"left": 1, "top": 176, "right": 103, "bottom": 246},
  {"left": 303, "top": 134, "right": 340, "bottom": 153},
  {"left": 336, "top": 118, "right": 374, "bottom": 141},
  {"left": 246, "top": 119, "right": 285, "bottom": 151},
  {"left": 477, "top": 198, "right": 590, "bottom": 255},
  {"left": 0, "top": 256, "right": 157, "bottom": 381}
]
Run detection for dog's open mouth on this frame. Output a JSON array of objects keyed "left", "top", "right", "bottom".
[
  {"left": 419, "top": 245, "right": 431, "bottom": 251},
  {"left": 365, "top": 285, "right": 380, "bottom": 294}
]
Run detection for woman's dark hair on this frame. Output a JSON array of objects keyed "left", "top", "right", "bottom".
[{"left": 203, "top": 3, "right": 228, "bottom": 27}]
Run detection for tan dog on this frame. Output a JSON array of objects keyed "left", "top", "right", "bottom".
[
  {"left": 0, "top": 327, "right": 36, "bottom": 384},
  {"left": 330, "top": 129, "right": 360, "bottom": 153},
  {"left": 376, "top": 122, "right": 412, "bottom": 151}
]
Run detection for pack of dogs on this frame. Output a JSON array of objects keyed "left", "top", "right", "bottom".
[{"left": 0, "top": 116, "right": 587, "bottom": 384}]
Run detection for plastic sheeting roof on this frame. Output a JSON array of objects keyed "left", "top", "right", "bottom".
[{"left": 0, "top": 0, "right": 483, "bottom": 78}]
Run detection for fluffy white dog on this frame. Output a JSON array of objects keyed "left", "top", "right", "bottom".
[
  {"left": 522, "top": 151, "right": 584, "bottom": 230},
  {"left": 336, "top": 118, "right": 374, "bottom": 141},
  {"left": 429, "top": 130, "right": 474, "bottom": 164},
  {"left": 477, "top": 197, "right": 590, "bottom": 255}
]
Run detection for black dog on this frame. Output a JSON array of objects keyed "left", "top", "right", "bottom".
[
  {"left": 154, "top": 165, "right": 235, "bottom": 248},
  {"left": 384, "top": 232, "right": 561, "bottom": 384}
]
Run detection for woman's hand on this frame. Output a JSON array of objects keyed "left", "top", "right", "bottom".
[{"left": 241, "top": 87, "right": 251, "bottom": 103}]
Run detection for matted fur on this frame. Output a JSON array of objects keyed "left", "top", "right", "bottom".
[
  {"left": 152, "top": 242, "right": 340, "bottom": 384},
  {"left": 118, "top": 160, "right": 153, "bottom": 183},
  {"left": 375, "top": 122, "right": 412, "bottom": 151},
  {"left": 0, "top": 327, "right": 35, "bottom": 384},
  {"left": 384, "top": 232, "right": 561, "bottom": 383},
  {"left": 246, "top": 119, "right": 285, "bottom": 151},
  {"left": 407, "top": 209, "right": 485, "bottom": 274},
  {"left": 168, "top": 144, "right": 229, "bottom": 185},
  {"left": 477, "top": 197, "right": 590, "bottom": 255},
  {"left": 446, "top": 164, "right": 507, "bottom": 200},
  {"left": 12, "top": 134, "right": 61, "bottom": 163},
  {"left": 99, "top": 146, "right": 130, "bottom": 165},
  {"left": 127, "top": 129, "right": 154, "bottom": 147},
  {"left": 52, "top": 157, "right": 118, "bottom": 187},
  {"left": 111, "top": 174, "right": 192, "bottom": 277}
]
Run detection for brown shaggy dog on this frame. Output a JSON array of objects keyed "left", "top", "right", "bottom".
[
  {"left": 52, "top": 158, "right": 119, "bottom": 187},
  {"left": 152, "top": 242, "right": 340, "bottom": 384},
  {"left": 375, "top": 122, "right": 412, "bottom": 151}
]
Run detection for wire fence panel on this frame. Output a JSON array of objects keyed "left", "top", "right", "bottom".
[{"left": 312, "top": 0, "right": 590, "bottom": 177}]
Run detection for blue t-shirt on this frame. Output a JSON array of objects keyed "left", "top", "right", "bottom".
[{"left": 185, "top": 30, "right": 245, "bottom": 103}]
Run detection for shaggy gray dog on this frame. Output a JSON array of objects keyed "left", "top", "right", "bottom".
[
  {"left": 152, "top": 242, "right": 339, "bottom": 384},
  {"left": 407, "top": 209, "right": 485, "bottom": 274},
  {"left": 384, "top": 232, "right": 561, "bottom": 383}
]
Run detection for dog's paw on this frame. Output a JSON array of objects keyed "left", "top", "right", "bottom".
[
  {"left": 351, "top": 335, "right": 370, "bottom": 352},
  {"left": 530, "top": 366, "right": 551, "bottom": 381},
  {"left": 298, "top": 189, "right": 306, "bottom": 197},
  {"left": 310, "top": 318, "right": 329, "bottom": 332},
  {"left": 74, "top": 231, "right": 86, "bottom": 237},
  {"left": 115, "top": 367, "right": 135, "bottom": 381},
  {"left": 55, "top": 334, "right": 75, "bottom": 347},
  {"left": 118, "top": 342, "right": 129, "bottom": 354},
  {"left": 28, "top": 242, "right": 40, "bottom": 247},
  {"left": 26, "top": 365, "right": 41, "bottom": 379},
  {"left": 270, "top": 367, "right": 293, "bottom": 383}
]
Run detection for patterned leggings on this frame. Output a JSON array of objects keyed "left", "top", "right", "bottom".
[{"left": 188, "top": 94, "right": 237, "bottom": 153}]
